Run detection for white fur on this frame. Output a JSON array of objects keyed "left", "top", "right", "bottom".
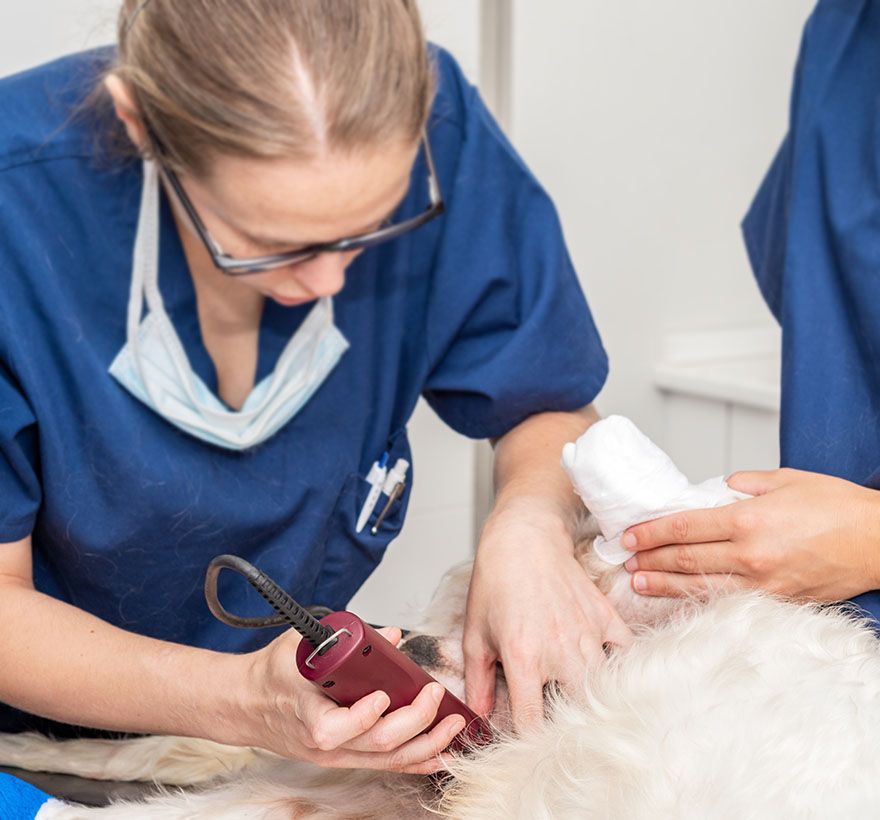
[
  {"left": 0, "top": 735, "right": 273, "bottom": 786},
  {"left": 35, "top": 761, "right": 430, "bottom": 819},
  {"left": 4, "top": 521, "right": 880, "bottom": 818},
  {"left": 441, "top": 593, "right": 880, "bottom": 818}
]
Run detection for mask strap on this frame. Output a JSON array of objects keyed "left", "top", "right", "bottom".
[
  {"left": 125, "top": 160, "right": 159, "bottom": 400},
  {"left": 130, "top": 160, "right": 226, "bottom": 418}
]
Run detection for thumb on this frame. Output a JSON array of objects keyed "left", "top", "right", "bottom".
[
  {"left": 727, "top": 469, "right": 786, "bottom": 496},
  {"left": 376, "top": 626, "right": 403, "bottom": 647}
]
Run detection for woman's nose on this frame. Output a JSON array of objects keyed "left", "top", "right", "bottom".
[{"left": 291, "top": 252, "right": 348, "bottom": 297}]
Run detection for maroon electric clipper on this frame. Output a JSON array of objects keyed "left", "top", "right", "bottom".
[{"left": 205, "top": 555, "right": 491, "bottom": 750}]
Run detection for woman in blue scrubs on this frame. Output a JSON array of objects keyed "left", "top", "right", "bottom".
[
  {"left": 0, "top": 0, "right": 630, "bottom": 772},
  {"left": 620, "top": 0, "right": 880, "bottom": 622}
]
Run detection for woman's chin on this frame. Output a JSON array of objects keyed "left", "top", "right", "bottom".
[{"left": 268, "top": 292, "right": 314, "bottom": 307}]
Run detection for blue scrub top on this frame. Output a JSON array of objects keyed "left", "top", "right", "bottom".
[
  {"left": 743, "top": 0, "right": 880, "bottom": 620},
  {"left": 0, "top": 48, "right": 607, "bottom": 732}
]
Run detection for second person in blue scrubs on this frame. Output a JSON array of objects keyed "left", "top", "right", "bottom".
[
  {"left": 620, "top": 0, "right": 880, "bottom": 623},
  {"left": 0, "top": 0, "right": 631, "bottom": 771}
]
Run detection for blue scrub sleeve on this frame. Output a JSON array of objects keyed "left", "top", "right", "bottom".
[
  {"left": 741, "top": 136, "right": 791, "bottom": 322},
  {"left": 0, "top": 352, "right": 41, "bottom": 541},
  {"left": 422, "top": 81, "right": 608, "bottom": 440}
]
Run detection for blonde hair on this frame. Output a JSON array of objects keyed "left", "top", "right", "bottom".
[{"left": 106, "top": 0, "right": 434, "bottom": 174}]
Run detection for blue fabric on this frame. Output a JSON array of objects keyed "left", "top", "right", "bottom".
[
  {"left": 0, "top": 773, "right": 51, "bottom": 819},
  {"left": 0, "top": 47, "right": 606, "bottom": 732},
  {"left": 742, "top": 0, "right": 880, "bottom": 621}
]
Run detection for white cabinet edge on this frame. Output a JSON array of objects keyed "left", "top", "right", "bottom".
[{"left": 653, "top": 324, "right": 781, "bottom": 412}]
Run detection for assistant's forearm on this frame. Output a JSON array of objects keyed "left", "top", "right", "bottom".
[
  {"left": 0, "top": 583, "right": 249, "bottom": 742},
  {"left": 491, "top": 404, "right": 599, "bottom": 535}
]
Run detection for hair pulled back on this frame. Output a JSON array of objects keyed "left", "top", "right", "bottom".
[{"left": 108, "top": 0, "right": 434, "bottom": 174}]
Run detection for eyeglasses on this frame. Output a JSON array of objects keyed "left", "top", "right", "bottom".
[{"left": 158, "top": 131, "right": 445, "bottom": 276}]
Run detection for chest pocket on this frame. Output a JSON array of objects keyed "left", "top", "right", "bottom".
[{"left": 313, "top": 427, "right": 413, "bottom": 610}]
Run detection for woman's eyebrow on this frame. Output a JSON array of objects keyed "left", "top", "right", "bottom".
[{"left": 238, "top": 229, "right": 307, "bottom": 250}]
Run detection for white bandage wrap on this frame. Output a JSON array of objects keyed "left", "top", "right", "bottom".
[{"left": 561, "top": 415, "right": 750, "bottom": 566}]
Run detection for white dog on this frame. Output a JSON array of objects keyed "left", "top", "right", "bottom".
[
  {"left": 4, "top": 529, "right": 880, "bottom": 819},
  {"left": 5, "top": 416, "right": 880, "bottom": 818}
]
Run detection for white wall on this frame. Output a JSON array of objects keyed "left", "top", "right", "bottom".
[
  {"left": 0, "top": 1, "right": 117, "bottom": 76},
  {"left": 508, "top": 0, "right": 813, "bottom": 450},
  {"left": 0, "top": 1, "right": 481, "bottom": 79},
  {"left": 420, "top": 0, "right": 481, "bottom": 83}
]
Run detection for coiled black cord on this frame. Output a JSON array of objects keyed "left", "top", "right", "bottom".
[{"left": 205, "top": 554, "right": 334, "bottom": 648}]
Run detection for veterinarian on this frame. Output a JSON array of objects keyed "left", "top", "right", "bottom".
[
  {"left": 0, "top": 0, "right": 632, "bottom": 775},
  {"left": 623, "top": 0, "right": 880, "bottom": 623}
]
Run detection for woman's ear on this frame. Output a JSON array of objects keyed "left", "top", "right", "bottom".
[{"left": 104, "top": 74, "right": 148, "bottom": 151}]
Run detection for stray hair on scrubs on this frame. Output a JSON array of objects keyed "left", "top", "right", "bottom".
[{"left": 94, "top": 0, "right": 434, "bottom": 174}]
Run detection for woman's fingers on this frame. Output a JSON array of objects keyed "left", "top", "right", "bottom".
[
  {"left": 299, "top": 678, "right": 467, "bottom": 769},
  {"left": 343, "top": 681, "right": 445, "bottom": 753},
  {"left": 726, "top": 469, "right": 788, "bottom": 496},
  {"left": 603, "top": 611, "right": 635, "bottom": 649},
  {"left": 318, "top": 713, "right": 465, "bottom": 772},
  {"left": 375, "top": 625, "right": 403, "bottom": 647},
  {"left": 504, "top": 661, "right": 545, "bottom": 731},
  {"left": 624, "top": 507, "right": 732, "bottom": 551},
  {"left": 463, "top": 640, "right": 497, "bottom": 718},
  {"left": 381, "top": 713, "right": 466, "bottom": 771},
  {"left": 298, "top": 687, "right": 390, "bottom": 751},
  {"left": 398, "top": 752, "right": 455, "bottom": 776},
  {"left": 624, "top": 541, "right": 742, "bottom": 575},
  {"left": 629, "top": 570, "right": 748, "bottom": 598}
]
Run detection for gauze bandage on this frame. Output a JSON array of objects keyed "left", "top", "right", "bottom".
[{"left": 561, "top": 415, "right": 751, "bottom": 565}]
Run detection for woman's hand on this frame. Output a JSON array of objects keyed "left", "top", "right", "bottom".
[
  {"left": 622, "top": 468, "right": 880, "bottom": 602},
  {"left": 234, "top": 626, "right": 464, "bottom": 774},
  {"left": 463, "top": 496, "right": 633, "bottom": 731}
]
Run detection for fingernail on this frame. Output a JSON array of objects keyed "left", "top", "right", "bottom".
[
  {"left": 624, "top": 557, "right": 637, "bottom": 572},
  {"left": 622, "top": 532, "right": 637, "bottom": 549},
  {"left": 373, "top": 691, "right": 390, "bottom": 709},
  {"left": 633, "top": 574, "right": 647, "bottom": 592},
  {"left": 452, "top": 717, "right": 466, "bottom": 734}
]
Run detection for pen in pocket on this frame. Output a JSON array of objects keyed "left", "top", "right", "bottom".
[
  {"left": 355, "top": 452, "right": 389, "bottom": 533},
  {"left": 371, "top": 458, "right": 410, "bottom": 535}
]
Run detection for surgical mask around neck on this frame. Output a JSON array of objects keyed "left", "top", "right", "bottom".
[{"left": 109, "top": 160, "right": 349, "bottom": 450}]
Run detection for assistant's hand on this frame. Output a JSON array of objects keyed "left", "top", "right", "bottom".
[
  {"left": 237, "top": 626, "right": 464, "bottom": 774},
  {"left": 622, "top": 468, "right": 880, "bottom": 602},
  {"left": 463, "top": 497, "right": 633, "bottom": 731}
]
